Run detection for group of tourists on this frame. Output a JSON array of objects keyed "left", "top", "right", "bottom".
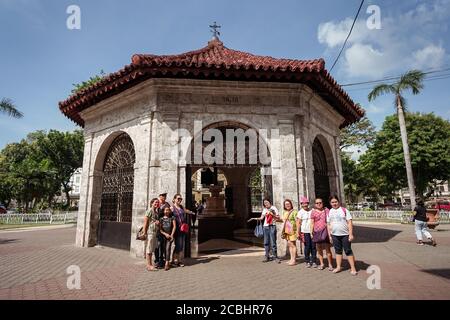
[
  {"left": 141, "top": 193, "right": 195, "bottom": 271},
  {"left": 249, "top": 195, "right": 358, "bottom": 276}
]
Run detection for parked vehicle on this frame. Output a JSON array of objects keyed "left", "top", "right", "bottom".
[
  {"left": 0, "top": 205, "right": 7, "bottom": 214},
  {"left": 426, "top": 199, "right": 450, "bottom": 211}
]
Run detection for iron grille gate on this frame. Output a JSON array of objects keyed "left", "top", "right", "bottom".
[
  {"left": 313, "top": 139, "right": 331, "bottom": 207},
  {"left": 98, "top": 134, "right": 135, "bottom": 250}
]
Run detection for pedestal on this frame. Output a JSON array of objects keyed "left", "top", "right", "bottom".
[
  {"left": 197, "top": 185, "right": 234, "bottom": 243},
  {"left": 197, "top": 215, "right": 235, "bottom": 243}
]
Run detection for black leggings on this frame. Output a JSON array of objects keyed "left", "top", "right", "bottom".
[
  {"left": 332, "top": 235, "right": 353, "bottom": 256},
  {"left": 161, "top": 237, "right": 173, "bottom": 262}
]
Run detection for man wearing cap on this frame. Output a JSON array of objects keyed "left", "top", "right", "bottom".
[
  {"left": 296, "top": 196, "right": 317, "bottom": 268},
  {"left": 155, "top": 193, "right": 171, "bottom": 268}
]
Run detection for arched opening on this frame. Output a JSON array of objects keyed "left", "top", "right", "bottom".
[
  {"left": 248, "top": 167, "right": 273, "bottom": 215},
  {"left": 191, "top": 167, "right": 229, "bottom": 211},
  {"left": 313, "top": 137, "right": 331, "bottom": 206},
  {"left": 185, "top": 121, "right": 272, "bottom": 244},
  {"left": 97, "top": 133, "right": 135, "bottom": 250}
]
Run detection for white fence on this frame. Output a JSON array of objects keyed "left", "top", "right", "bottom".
[
  {"left": 0, "top": 212, "right": 78, "bottom": 225},
  {"left": 352, "top": 210, "right": 450, "bottom": 224}
]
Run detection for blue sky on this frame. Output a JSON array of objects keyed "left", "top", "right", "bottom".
[{"left": 1, "top": 0, "right": 449, "bottom": 149}]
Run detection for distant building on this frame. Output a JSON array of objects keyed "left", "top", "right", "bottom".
[
  {"left": 395, "top": 180, "right": 449, "bottom": 204},
  {"left": 57, "top": 168, "right": 82, "bottom": 208}
]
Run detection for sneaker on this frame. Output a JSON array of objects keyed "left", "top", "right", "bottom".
[
  {"left": 312, "top": 263, "right": 318, "bottom": 268},
  {"left": 306, "top": 263, "right": 312, "bottom": 268},
  {"left": 431, "top": 239, "right": 437, "bottom": 247},
  {"left": 262, "top": 257, "right": 270, "bottom": 263},
  {"left": 417, "top": 241, "right": 424, "bottom": 246}
]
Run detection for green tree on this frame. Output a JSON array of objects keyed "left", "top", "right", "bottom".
[
  {"left": 0, "top": 98, "right": 23, "bottom": 118},
  {"left": 35, "top": 130, "right": 84, "bottom": 208},
  {"left": 72, "top": 70, "right": 106, "bottom": 94},
  {"left": 368, "top": 69, "right": 425, "bottom": 208},
  {"left": 341, "top": 153, "right": 360, "bottom": 203},
  {"left": 0, "top": 137, "right": 56, "bottom": 212},
  {"left": 360, "top": 113, "right": 450, "bottom": 200},
  {"left": 340, "top": 115, "right": 376, "bottom": 151},
  {"left": 0, "top": 130, "right": 84, "bottom": 211}
]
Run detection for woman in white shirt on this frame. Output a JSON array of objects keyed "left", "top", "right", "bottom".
[
  {"left": 248, "top": 198, "right": 281, "bottom": 263},
  {"left": 296, "top": 196, "right": 317, "bottom": 268},
  {"left": 327, "top": 195, "right": 358, "bottom": 276}
]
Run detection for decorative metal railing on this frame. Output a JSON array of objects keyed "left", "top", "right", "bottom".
[
  {"left": 352, "top": 210, "right": 450, "bottom": 224},
  {"left": 0, "top": 212, "right": 78, "bottom": 225}
]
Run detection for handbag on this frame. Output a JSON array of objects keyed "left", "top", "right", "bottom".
[
  {"left": 136, "top": 226, "right": 147, "bottom": 241},
  {"left": 312, "top": 227, "right": 328, "bottom": 243},
  {"left": 254, "top": 221, "right": 264, "bottom": 238},
  {"left": 180, "top": 223, "right": 189, "bottom": 233},
  {"left": 174, "top": 206, "right": 190, "bottom": 234},
  {"left": 281, "top": 210, "right": 294, "bottom": 240}
]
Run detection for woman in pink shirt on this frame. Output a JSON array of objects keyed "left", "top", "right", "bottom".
[{"left": 310, "top": 198, "right": 334, "bottom": 271}]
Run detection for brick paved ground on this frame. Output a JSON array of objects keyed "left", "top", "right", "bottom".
[{"left": 0, "top": 223, "right": 449, "bottom": 300}]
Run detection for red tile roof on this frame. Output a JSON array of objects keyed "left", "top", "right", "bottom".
[{"left": 59, "top": 39, "right": 364, "bottom": 127}]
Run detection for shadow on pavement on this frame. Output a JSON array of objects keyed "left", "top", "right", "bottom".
[
  {"left": 353, "top": 225, "right": 402, "bottom": 243},
  {"left": 185, "top": 256, "right": 220, "bottom": 266},
  {"left": 421, "top": 269, "right": 450, "bottom": 280},
  {"left": 0, "top": 238, "right": 20, "bottom": 245}
]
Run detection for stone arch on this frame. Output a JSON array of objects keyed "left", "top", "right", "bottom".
[
  {"left": 312, "top": 134, "right": 337, "bottom": 206},
  {"left": 184, "top": 120, "right": 273, "bottom": 239},
  {"left": 88, "top": 131, "right": 136, "bottom": 250},
  {"left": 189, "top": 120, "right": 272, "bottom": 167}
]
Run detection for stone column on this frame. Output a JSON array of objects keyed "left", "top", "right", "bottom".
[
  {"left": 130, "top": 116, "right": 153, "bottom": 258},
  {"left": 275, "top": 118, "right": 300, "bottom": 258},
  {"left": 334, "top": 135, "right": 346, "bottom": 205},
  {"left": 76, "top": 132, "right": 94, "bottom": 248},
  {"left": 294, "top": 115, "right": 307, "bottom": 198}
]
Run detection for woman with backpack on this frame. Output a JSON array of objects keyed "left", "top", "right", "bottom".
[
  {"left": 327, "top": 195, "right": 358, "bottom": 276},
  {"left": 311, "top": 198, "right": 334, "bottom": 271}
]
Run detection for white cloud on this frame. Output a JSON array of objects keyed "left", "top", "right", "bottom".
[
  {"left": 344, "top": 43, "right": 393, "bottom": 78},
  {"left": 318, "top": 18, "right": 354, "bottom": 48},
  {"left": 365, "top": 103, "right": 387, "bottom": 115},
  {"left": 317, "top": 0, "right": 450, "bottom": 79},
  {"left": 412, "top": 44, "right": 446, "bottom": 70}
]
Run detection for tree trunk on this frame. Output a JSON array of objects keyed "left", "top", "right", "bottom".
[
  {"left": 64, "top": 186, "right": 71, "bottom": 209},
  {"left": 397, "top": 98, "right": 416, "bottom": 209}
]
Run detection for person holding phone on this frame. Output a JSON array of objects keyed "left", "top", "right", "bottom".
[{"left": 248, "top": 198, "right": 281, "bottom": 263}]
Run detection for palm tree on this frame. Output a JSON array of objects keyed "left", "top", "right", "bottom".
[
  {"left": 368, "top": 70, "right": 425, "bottom": 209},
  {"left": 0, "top": 98, "right": 23, "bottom": 118}
]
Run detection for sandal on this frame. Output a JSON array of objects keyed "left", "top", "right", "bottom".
[
  {"left": 318, "top": 265, "right": 325, "bottom": 270},
  {"left": 332, "top": 268, "right": 342, "bottom": 274},
  {"left": 146, "top": 266, "right": 158, "bottom": 272},
  {"left": 328, "top": 266, "right": 334, "bottom": 272},
  {"left": 350, "top": 270, "right": 358, "bottom": 276}
]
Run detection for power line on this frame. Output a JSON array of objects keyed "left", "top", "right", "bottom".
[
  {"left": 340, "top": 68, "right": 450, "bottom": 87},
  {"left": 329, "top": 0, "right": 365, "bottom": 73},
  {"left": 344, "top": 73, "right": 450, "bottom": 92}
]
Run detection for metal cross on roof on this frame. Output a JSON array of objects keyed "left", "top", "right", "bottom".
[{"left": 209, "top": 21, "right": 221, "bottom": 39}]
